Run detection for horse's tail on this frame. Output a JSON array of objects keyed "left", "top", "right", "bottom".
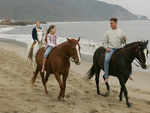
[
  {"left": 86, "top": 47, "right": 105, "bottom": 80},
  {"left": 86, "top": 64, "right": 95, "bottom": 80},
  {"left": 30, "top": 66, "right": 39, "bottom": 86}
]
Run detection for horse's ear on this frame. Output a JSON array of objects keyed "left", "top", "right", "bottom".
[
  {"left": 77, "top": 37, "right": 80, "bottom": 42},
  {"left": 67, "top": 38, "right": 72, "bottom": 43},
  {"left": 146, "top": 40, "right": 149, "bottom": 45},
  {"left": 139, "top": 41, "right": 143, "bottom": 47}
]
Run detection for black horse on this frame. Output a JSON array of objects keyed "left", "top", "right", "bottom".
[{"left": 87, "top": 41, "right": 149, "bottom": 107}]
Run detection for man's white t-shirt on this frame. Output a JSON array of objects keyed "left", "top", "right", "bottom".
[{"left": 102, "top": 28, "right": 125, "bottom": 49}]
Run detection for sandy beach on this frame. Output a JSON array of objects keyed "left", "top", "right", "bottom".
[{"left": 0, "top": 31, "right": 150, "bottom": 112}]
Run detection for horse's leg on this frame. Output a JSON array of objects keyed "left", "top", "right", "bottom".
[
  {"left": 118, "top": 77, "right": 131, "bottom": 107},
  {"left": 30, "top": 66, "right": 39, "bottom": 86},
  {"left": 105, "top": 82, "right": 110, "bottom": 93},
  {"left": 40, "top": 71, "right": 48, "bottom": 94},
  {"left": 31, "top": 60, "right": 35, "bottom": 70},
  {"left": 45, "top": 72, "right": 50, "bottom": 83},
  {"left": 103, "top": 75, "right": 110, "bottom": 93},
  {"left": 54, "top": 72, "right": 63, "bottom": 100},
  {"left": 119, "top": 87, "right": 123, "bottom": 101},
  {"left": 62, "top": 71, "right": 69, "bottom": 100},
  {"left": 95, "top": 68, "right": 101, "bottom": 95},
  {"left": 119, "top": 77, "right": 128, "bottom": 101}
]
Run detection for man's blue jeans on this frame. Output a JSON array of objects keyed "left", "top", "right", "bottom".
[
  {"left": 104, "top": 48, "right": 132, "bottom": 79},
  {"left": 104, "top": 48, "right": 116, "bottom": 79}
]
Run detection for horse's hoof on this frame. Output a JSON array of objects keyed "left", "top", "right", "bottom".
[
  {"left": 119, "top": 99, "right": 122, "bottom": 101},
  {"left": 45, "top": 91, "right": 48, "bottom": 94},
  {"left": 127, "top": 103, "right": 131, "bottom": 107},
  {"left": 57, "top": 96, "right": 61, "bottom": 100},
  {"left": 97, "top": 91, "right": 100, "bottom": 95},
  {"left": 62, "top": 98, "right": 66, "bottom": 101},
  {"left": 31, "top": 82, "right": 34, "bottom": 86},
  {"left": 106, "top": 90, "right": 110, "bottom": 95}
]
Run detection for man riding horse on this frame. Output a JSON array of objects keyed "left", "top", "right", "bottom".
[
  {"left": 87, "top": 18, "right": 149, "bottom": 107},
  {"left": 102, "top": 18, "right": 133, "bottom": 83},
  {"left": 28, "top": 20, "right": 44, "bottom": 61}
]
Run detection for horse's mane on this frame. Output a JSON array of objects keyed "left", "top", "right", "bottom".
[
  {"left": 115, "top": 41, "right": 139, "bottom": 51},
  {"left": 56, "top": 40, "right": 71, "bottom": 49},
  {"left": 124, "top": 40, "right": 148, "bottom": 48},
  {"left": 59, "top": 40, "right": 69, "bottom": 47},
  {"left": 115, "top": 41, "right": 148, "bottom": 52},
  {"left": 124, "top": 42, "right": 139, "bottom": 48},
  {"left": 59, "top": 39, "right": 78, "bottom": 47}
]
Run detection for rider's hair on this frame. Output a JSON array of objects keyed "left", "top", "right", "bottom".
[
  {"left": 45, "top": 25, "right": 56, "bottom": 42},
  {"left": 110, "top": 18, "right": 118, "bottom": 22},
  {"left": 36, "top": 20, "right": 40, "bottom": 23}
]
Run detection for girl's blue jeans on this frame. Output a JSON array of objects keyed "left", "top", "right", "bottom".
[{"left": 44, "top": 46, "right": 53, "bottom": 58}]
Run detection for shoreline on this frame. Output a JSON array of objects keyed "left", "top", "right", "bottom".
[
  {"left": 0, "top": 21, "right": 47, "bottom": 26},
  {"left": 0, "top": 37, "right": 149, "bottom": 73},
  {"left": 0, "top": 37, "right": 93, "bottom": 62}
]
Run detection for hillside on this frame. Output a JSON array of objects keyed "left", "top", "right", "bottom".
[
  {"left": 0, "top": 0, "right": 138, "bottom": 22},
  {"left": 136, "top": 14, "right": 149, "bottom": 20}
]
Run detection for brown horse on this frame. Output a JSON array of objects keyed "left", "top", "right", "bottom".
[
  {"left": 30, "top": 37, "right": 81, "bottom": 100},
  {"left": 87, "top": 41, "right": 149, "bottom": 107}
]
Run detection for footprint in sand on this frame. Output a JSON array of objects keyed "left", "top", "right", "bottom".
[
  {"left": 90, "top": 109, "right": 98, "bottom": 113},
  {"left": 146, "top": 101, "right": 150, "bottom": 105},
  {"left": 66, "top": 94, "right": 70, "bottom": 98},
  {"left": 112, "top": 90, "right": 118, "bottom": 93},
  {"left": 101, "top": 105, "right": 108, "bottom": 107},
  {"left": 85, "top": 91, "right": 89, "bottom": 93}
]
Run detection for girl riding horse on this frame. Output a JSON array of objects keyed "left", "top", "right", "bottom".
[
  {"left": 41, "top": 25, "right": 59, "bottom": 72},
  {"left": 31, "top": 37, "right": 81, "bottom": 100}
]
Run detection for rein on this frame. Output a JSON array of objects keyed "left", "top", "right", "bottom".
[
  {"left": 55, "top": 42, "right": 75, "bottom": 62},
  {"left": 123, "top": 49, "right": 141, "bottom": 67},
  {"left": 57, "top": 47, "right": 74, "bottom": 62},
  {"left": 123, "top": 41, "right": 142, "bottom": 67}
]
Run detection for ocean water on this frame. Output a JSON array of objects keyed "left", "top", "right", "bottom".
[{"left": 0, "top": 21, "right": 150, "bottom": 72}]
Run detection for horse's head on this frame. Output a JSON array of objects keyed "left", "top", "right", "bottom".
[
  {"left": 67, "top": 37, "right": 81, "bottom": 65},
  {"left": 36, "top": 28, "right": 44, "bottom": 44},
  {"left": 135, "top": 40, "right": 149, "bottom": 69}
]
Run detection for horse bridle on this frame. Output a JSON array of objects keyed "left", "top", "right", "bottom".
[
  {"left": 57, "top": 46, "right": 75, "bottom": 62},
  {"left": 55, "top": 42, "right": 80, "bottom": 62},
  {"left": 37, "top": 30, "right": 44, "bottom": 44},
  {"left": 123, "top": 42, "right": 143, "bottom": 67}
]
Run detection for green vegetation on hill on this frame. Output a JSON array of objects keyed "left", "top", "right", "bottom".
[{"left": 0, "top": 0, "right": 138, "bottom": 22}]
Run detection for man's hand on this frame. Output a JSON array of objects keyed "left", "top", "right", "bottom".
[
  {"left": 123, "top": 36, "right": 127, "bottom": 41},
  {"left": 106, "top": 48, "right": 111, "bottom": 52},
  {"left": 35, "top": 40, "right": 38, "bottom": 43}
]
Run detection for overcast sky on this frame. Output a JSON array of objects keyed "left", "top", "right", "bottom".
[{"left": 98, "top": 0, "right": 150, "bottom": 19}]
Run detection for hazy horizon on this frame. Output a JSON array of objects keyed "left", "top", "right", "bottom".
[{"left": 98, "top": 0, "right": 150, "bottom": 19}]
